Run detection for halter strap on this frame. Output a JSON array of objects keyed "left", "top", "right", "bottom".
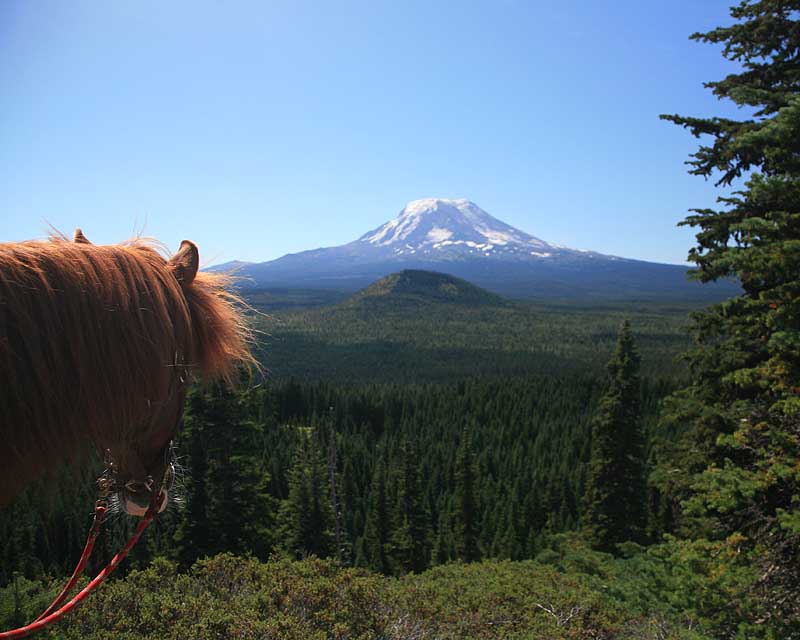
[{"left": 0, "top": 483, "right": 164, "bottom": 638}]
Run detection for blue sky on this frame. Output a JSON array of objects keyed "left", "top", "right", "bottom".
[{"left": 1, "top": 1, "right": 746, "bottom": 266}]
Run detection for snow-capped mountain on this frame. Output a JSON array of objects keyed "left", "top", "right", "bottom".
[
  {"left": 213, "top": 198, "right": 738, "bottom": 301},
  {"left": 357, "top": 198, "right": 566, "bottom": 260}
]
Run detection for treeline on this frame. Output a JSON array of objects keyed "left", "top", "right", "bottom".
[
  {"left": 258, "top": 299, "right": 695, "bottom": 382},
  {"left": 0, "top": 371, "right": 676, "bottom": 583}
]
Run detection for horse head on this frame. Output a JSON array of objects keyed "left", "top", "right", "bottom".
[
  {"left": 103, "top": 237, "right": 199, "bottom": 515},
  {"left": 0, "top": 231, "right": 254, "bottom": 515}
]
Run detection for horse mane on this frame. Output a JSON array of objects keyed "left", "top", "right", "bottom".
[{"left": 0, "top": 236, "right": 254, "bottom": 504}]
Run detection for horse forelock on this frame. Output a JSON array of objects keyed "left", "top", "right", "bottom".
[{"left": 0, "top": 236, "right": 254, "bottom": 505}]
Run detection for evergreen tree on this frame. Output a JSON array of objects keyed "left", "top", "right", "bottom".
[
  {"left": 583, "top": 321, "right": 646, "bottom": 552},
  {"left": 362, "top": 459, "right": 392, "bottom": 574},
  {"left": 391, "top": 438, "right": 429, "bottom": 573},
  {"left": 453, "top": 429, "right": 481, "bottom": 563},
  {"left": 326, "top": 431, "right": 347, "bottom": 563},
  {"left": 432, "top": 506, "right": 455, "bottom": 565},
  {"left": 173, "top": 389, "right": 212, "bottom": 565},
  {"left": 494, "top": 502, "right": 522, "bottom": 560},
  {"left": 175, "top": 384, "right": 274, "bottom": 564},
  {"left": 523, "top": 488, "right": 546, "bottom": 557},
  {"left": 278, "top": 430, "right": 335, "bottom": 559},
  {"left": 658, "top": 2, "right": 800, "bottom": 631}
]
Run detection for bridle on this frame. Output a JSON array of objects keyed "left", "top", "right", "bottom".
[
  {"left": 98, "top": 438, "right": 178, "bottom": 504},
  {"left": 0, "top": 238, "right": 206, "bottom": 637},
  {"left": 0, "top": 428, "right": 182, "bottom": 639}
]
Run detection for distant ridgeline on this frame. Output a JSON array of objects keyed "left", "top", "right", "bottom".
[{"left": 211, "top": 198, "right": 740, "bottom": 302}]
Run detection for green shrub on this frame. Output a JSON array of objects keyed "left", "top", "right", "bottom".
[{"left": 0, "top": 553, "right": 720, "bottom": 640}]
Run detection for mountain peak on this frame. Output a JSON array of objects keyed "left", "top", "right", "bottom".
[
  {"left": 358, "top": 198, "right": 553, "bottom": 256},
  {"left": 401, "top": 197, "right": 472, "bottom": 213},
  {"left": 208, "top": 198, "right": 740, "bottom": 301}
]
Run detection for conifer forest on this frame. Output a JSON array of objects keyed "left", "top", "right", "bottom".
[{"left": 2, "top": 2, "right": 799, "bottom": 638}]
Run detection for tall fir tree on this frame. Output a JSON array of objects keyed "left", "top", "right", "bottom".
[
  {"left": 174, "top": 384, "right": 274, "bottom": 565},
  {"left": 277, "top": 430, "right": 335, "bottom": 559},
  {"left": 391, "top": 438, "right": 430, "bottom": 573},
  {"left": 432, "top": 505, "right": 455, "bottom": 565},
  {"left": 657, "top": 1, "right": 800, "bottom": 632},
  {"left": 453, "top": 428, "right": 481, "bottom": 563},
  {"left": 583, "top": 320, "right": 647, "bottom": 552},
  {"left": 173, "top": 388, "right": 212, "bottom": 566},
  {"left": 362, "top": 458, "right": 392, "bottom": 574}
]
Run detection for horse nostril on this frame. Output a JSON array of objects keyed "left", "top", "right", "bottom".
[{"left": 121, "top": 487, "right": 169, "bottom": 516}]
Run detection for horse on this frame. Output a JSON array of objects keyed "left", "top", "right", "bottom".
[{"left": 0, "top": 230, "right": 254, "bottom": 515}]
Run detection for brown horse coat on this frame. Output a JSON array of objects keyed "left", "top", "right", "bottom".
[{"left": 0, "top": 233, "right": 253, "bottom": 506}]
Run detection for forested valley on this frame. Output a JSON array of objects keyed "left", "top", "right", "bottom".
[
  {"left": 2, "top": 371, "right": 677, "bottom": 578},
  {"left": 2, "top": 307, "right": 690, "bottom": 638}
]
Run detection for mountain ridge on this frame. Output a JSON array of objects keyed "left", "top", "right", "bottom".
[{"left": 212, "top": 198, "right": 739, "bottom": 301}]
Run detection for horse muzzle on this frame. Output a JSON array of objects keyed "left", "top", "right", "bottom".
[{"left": 119, "top": 463, "right": 174, "bottom": 517}]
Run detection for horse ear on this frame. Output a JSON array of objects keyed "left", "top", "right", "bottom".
[
  {"left": 168, "top": 240, "right": 199, "bottom": 286},
  {"left": 74, "top": 228, "right": 91, "bottom": 244}
]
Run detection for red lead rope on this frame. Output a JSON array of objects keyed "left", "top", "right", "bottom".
[
  {"left": 32, "top": 500, "right": 109, "bottom": 623},
  {"left": 0, "top": 494, "right": 163, "bottom": 639}
]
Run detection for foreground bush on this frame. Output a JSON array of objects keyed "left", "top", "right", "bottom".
[{"left": 0, "top": 553, "right": 712, "bottom": 639}]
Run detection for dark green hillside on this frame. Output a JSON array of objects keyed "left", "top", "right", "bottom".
[
  {"left": 345, "top": 269, "right": 508, "bottom": 309},
  {"left": 256, "top": 295, "right": 697, "bottom": 382}
]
